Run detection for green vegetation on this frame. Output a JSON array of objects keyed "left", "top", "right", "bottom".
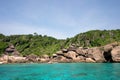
[
  {"left": 64, "top": 29, "right": 120, "bottom": 48},
  {"left": 0, "top": 29, "right": 120, "bottom": 56},
  {"left": 0, "top": 33, "right": 65, "bottom": 56}
]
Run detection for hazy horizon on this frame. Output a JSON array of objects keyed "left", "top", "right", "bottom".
[
  {"left": 0, "top": 0, "right": 120, "bottom": 39},
  {"left": 1, "top": 29, "right": 120, "bottom": 40}
]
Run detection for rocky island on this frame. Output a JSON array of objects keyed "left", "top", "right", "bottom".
[{"left": 0, "top": 30, "right": 120, "bottom": 64}]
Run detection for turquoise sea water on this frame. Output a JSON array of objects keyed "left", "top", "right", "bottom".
[{"left": 0, "top": 63, "right": 120, "bottom": 80}]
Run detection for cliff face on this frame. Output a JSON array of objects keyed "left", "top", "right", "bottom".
[{"left": 0, "top": 42, "right": 120, "bottom": 64}]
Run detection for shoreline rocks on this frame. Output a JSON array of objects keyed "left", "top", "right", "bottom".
[
  {"left": 111, "top": 46, "right": 120, "bottom": 62},
  {"left": 51, "top": 42, "right": 120, "bottom": 63},
  {"left": 0, "top": 42, "right": 120, "bottom": 64}
]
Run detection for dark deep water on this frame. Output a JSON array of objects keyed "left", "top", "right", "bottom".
[{"left": 0, "top": 63, "right": 120, "bottom": 80}]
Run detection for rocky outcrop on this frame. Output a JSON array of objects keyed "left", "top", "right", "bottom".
[
  {"left": 5, "top": 44, "right": 20, "bottom": 56},
  {"left": 0, "top": 55, "right": 27, "bottom": 63},
  {"left": 39, "top": 54, "right": 50, "bottom": 62},
  {"left": 26, "top": 54, "right": 39, "bottom": 62},
  {"left": 51, "top": 46, "right": 106, "bottom": 63},
  {"left": 111, "top": 46, "right": 120, "bottom": 62},
  {"left": 51, "top": 42, "right": 120, "bottom": 63},
  {"left": 64, "top": 51, "right": 77, "bottom": 60},
  {"left": 7, "top": 56, "right": 27, "bottom": 63},
  {"left": 102, "top": 42, "right": 119, "bottom": 62},
  {"left": 86, "top": 58, "right": 96, "bottom": 63},
  {"left": 0, "top": 54, "right": 51, "bottom": 64},
  {"left": 0, "top": 42, "right": 120, "bottom": 64},
  {"left": 87, "top": 47, "right": 105, "bottom": 62}
]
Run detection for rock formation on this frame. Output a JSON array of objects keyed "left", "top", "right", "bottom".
[
  {"left": 0, "top": 55, "right": 27, "bottom": 63},
  {"left": 111, "top": 46, "right": 120, "bottom": 62},
  {"left": 51, "top": 42, "right": 120, "bottom": 63},
  {"left": 0, "top": 42, "right": 120, "bottom": 64},
  {"left": 5, "top": 44, "right": 20, "bottom": 56}
]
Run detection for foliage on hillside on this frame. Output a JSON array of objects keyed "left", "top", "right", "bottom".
[
  {"left": 64, "top": 29, "right": 120, "bottom": 48},
  {"left": 0, "top": 33, "right": 65, "bottom": 56},
  {"left": 0, "top": 29, "right": 120, "bottom": 56}
]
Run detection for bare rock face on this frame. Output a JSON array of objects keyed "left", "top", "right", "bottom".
[
  {"left": 8, "top": 56, "right": 26, "bottom": 63},
  {"left": 0, "top": 55, "right": 8, "bottom": 64},
  {"left": 26, "top": 54, "right": 50, "bottom": 63},
  {"left": 87, "top": 47, "right": 105, "bottom": 62},
  {"left": 0, "top": 55, "right": 27, "bottom": 63},
  {"left": 74, "top": 56, "right": 85, "bottom": 62},
  {"left": 111, "top": 46, "right": 120, "bottom": 62},
  {"left": 40, "top": 54, "right": 50, "bottom": 62},
  {"left": 104, "top": 42, "right": 118, "bottom": 52},
  {"left": 52, "top": 56, "right": 68, "bottom": 62},
  {"left": 93, "top": 48, "right": 105, "bottom": 62},
  {"left": 86, "top": 58, "right": 96, "bottom": 63},
  {"left": 64, "top": 51, "right": 77, "bottom": 60},
  {"left": 104, "top": 45, "right": 113, "bottom": 52},
  {"left": 76, "top": 47, "right": 87, "bottom": 56},
  {"left": 5, "top": 44, "right": 20, "bottom": 56},
  {"left": 26, "top": 54, "right": 38, "bottom": 62},
  {"left": 102, "top": 42, "right": 119, "bottom": 62}
]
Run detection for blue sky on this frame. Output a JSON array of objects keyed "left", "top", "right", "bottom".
[{"left": 0, "top": 0, "right": 120, "bottom": 39}]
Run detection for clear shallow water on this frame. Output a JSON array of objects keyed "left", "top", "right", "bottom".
[{"left": 0, "top": 63, "right": 120, "bottom": 80}]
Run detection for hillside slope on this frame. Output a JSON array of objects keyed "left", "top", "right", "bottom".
[
  {"left": 0, "top": 29, "right": 120, "bottom": 56},
  {"left": 64, "top": 29, "right": 120, "bottom": 48},
  {"left": 0, "top": 34, "right": 64, "bottom": 56}
]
